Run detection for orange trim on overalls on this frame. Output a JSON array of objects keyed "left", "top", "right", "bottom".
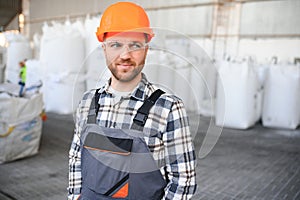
[
  {"left": 83, "top": 146, "right": 131, "bottom": 156},
  {"left": 112, "top": 182, "right": 129, "bottom": 198}
]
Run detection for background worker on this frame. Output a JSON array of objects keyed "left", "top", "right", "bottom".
[
  {"left": 18, "top": 60, "right": 26, "bottom": 97},
  {"left": 68, "top": 2, "right": 196, "bottom": 200}
]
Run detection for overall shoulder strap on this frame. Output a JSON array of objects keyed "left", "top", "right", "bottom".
[
  {"left": 131, "top": 89, "right": 165, "bottom": 130},
  {"left": 87, "top": 88, "right": 101, "bottom": 124},
  {"left": 87, "top": 88, "right": 165, "bottom": 127}
]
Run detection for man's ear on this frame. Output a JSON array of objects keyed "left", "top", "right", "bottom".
[
  {"left": 144, "top": 45, "right": 149, "bottom": 54},
  {"left": 102, "top": 43, "right": 106, "bottom": 52}
]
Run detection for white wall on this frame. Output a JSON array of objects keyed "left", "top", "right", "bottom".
[
  {"left": 240, "top": 0, "right": 300, "bottom": 36},
  {"left": 25, "top": 0, "right": 300, "bottom": 62},
  {"left": 237, "top": 0, "right": 300, "bottom": 62},
  {"left": 27, "top": 0, "right": 214, "bottom": 37},
  {"left": 148, "top": 6, "right": 212, "bottom": 36}
]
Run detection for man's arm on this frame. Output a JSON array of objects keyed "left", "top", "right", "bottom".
[
  {"left": 68, "top": 105, "right": 82, "bottom": 200},
  {"left": 162, "top": 99, "right": 197, "bottom": 200},
  {"left": 68, "top": 90, "right": 96, "bottom": 200},
  {"left": 68, "top": 133, "right": 82, "bottom": 199}
]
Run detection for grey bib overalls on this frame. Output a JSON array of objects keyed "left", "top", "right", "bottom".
[{"left": 79, "top": 89, "right": 167, "bottom": 200}]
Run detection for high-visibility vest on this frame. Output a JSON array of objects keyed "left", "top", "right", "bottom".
[{"left": 20, "top": 66, "right": 27, "bottom": 83}]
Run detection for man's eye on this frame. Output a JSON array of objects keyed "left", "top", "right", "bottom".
[
  {"left": 110, "top": 42, "right": 122, "bottom": 48},
  {"left": 130, "top": 43, "right": 143, "bottom": 49}
]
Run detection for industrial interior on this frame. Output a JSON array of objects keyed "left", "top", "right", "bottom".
[{"left": 0, "top": 0, "right": 299, "bottom": 199}]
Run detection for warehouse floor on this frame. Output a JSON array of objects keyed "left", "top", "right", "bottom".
[{"left": 0, "top": 112, "right": 300, "bottom": 200}]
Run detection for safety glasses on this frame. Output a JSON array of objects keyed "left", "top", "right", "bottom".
[{"left": 103, "top": 41, "right": 148, "bottom": 53}]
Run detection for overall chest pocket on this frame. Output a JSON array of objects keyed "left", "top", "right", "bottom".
[
  {"left": 82, "top": 132, "right": 132, "bottom": 199},
  {"left": 81, "top": 128, "right": 166, "bottom": 200}
]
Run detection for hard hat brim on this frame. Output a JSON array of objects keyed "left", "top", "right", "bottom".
[{"left": 96, "top": 28, "right": 154, "bottom": 42}]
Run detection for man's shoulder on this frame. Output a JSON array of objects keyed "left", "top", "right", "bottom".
[
  {"left": 81, "top": 89, "right": 97, "bottom": 101},
  {"left": 161, "top": 92, "right": 182, "bottom": 103},
  {"left": 148, "top": 84, "right": 184, "bottom": 106},
  {"left": 77, "top": 89, "right": 98, "bottom": 110}
]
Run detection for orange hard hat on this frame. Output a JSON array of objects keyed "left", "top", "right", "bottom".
[{"left": 96, "top": 2, "right": 154, "bottom": 42}]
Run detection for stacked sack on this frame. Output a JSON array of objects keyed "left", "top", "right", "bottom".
[
  {"left": 4, "top": 33, "right": 32, "bottom": 84},
  {"left": 40, "top": 21, "right": 86, "bottom": 114},
  {"left": 262, "top": 63, "right": 300, "bottom": 129},
  {"left": 24, "top": 59, "right": 43, "bottom": 96},
  {"left": 215, "top": 59, "right": 262, "bottom": 129},
  {"left": 144, "top": 38, "right": 207, "bottom": 113},
  {"left": 0, "top": 46, "right": 6, "bottom": 83},
  {"left": 84, "top": 15, "right": 110, "bottom": 90},
  {"left": 0, "top": 83, "right": 45, "bottom": 163},
  {"left": 215, "top": 58, "right": 300, "bottom": 130}
]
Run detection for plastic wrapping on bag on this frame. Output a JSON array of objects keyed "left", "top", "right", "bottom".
[{"left": 262, "top": 64, "right": 300, "bottom": 129}]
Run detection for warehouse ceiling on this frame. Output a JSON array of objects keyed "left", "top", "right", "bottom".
[{"left": 0, "top": 0, "right": 22, "bottom": 31}]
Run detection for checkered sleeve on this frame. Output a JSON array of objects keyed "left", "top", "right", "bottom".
[
  {"left": 68, "top": 91, "right": 94, "bottom": 200},
  {"left": 162, "top": 97, "right": 197, "bottom": 200}
]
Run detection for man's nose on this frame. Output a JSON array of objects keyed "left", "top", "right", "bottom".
[{"left": 119, "top": 46, "right": 132, "bottom": 59}]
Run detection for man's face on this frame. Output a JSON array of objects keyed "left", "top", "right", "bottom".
[{"left": 102, "top": 32, "right": 148, "bottom": 83}]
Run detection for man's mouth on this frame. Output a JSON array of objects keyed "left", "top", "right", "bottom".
[{"left": 117, "top": 63, "right": 135, "bottom": 70}]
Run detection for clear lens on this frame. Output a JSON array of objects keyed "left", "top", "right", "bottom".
[{"left": 104, "top": 41, "right": 148, "bottom": 53}]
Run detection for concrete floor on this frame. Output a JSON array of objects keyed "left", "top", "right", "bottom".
[{"left": 0, "top": 113, "right": 300, "bottom": 200}]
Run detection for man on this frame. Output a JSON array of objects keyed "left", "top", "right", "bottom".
[
  {"left": 18, "top": 61, "right": 26, "bottom": 97},
  {"left": 68, "top": 2, "right": 196, "bottom": 200}
]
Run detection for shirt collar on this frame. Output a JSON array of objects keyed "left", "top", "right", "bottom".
[
  {"left": 97, "top": 73, "right": 150, "bottom": 101},
  {"left": 98, "top": 78, "right": 111, "bottom": 94}
]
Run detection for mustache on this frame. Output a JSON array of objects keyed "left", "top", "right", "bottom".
[{"left": 116, "top": 60, "right": 136, "bottom": 66}]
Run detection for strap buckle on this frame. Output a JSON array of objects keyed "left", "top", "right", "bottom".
[{"left": 133, "top": 112, "right": 148, "bottom": 126}]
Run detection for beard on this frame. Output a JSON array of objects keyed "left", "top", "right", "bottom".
[
  {"left": 110, "top": 65, "right": 143, "bottom": 82},
  {"left": 107, "top": 56, "right": 146, "bottom": 83}
]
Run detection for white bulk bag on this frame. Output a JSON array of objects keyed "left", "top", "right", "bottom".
[
  {"left": 0, "top": 117, "right": 42, "bottom": 163},
  {"left": 143, "top": 49, "right": 162, "bottom": 83},
  {"left": 0, "top": 92, "right": 43, "bottom": 125},
  {"left": 253, "top": 64, "right": 269, "bottom": 121},
  {"left": 24, "top": 59, "right": 43, "bottom": 94},
  {"left": 32, "top": 33, "right": 43, "bottom": 59},
  {"left": 165, "top": 38, "right": 189, "bottom": 58},
  {"left": 0, "top": 47, "right": 6, "bottom": 83},
  {"left": 190, "top": 65, "right": 206, "bottom": 114},
  {"left": 5, "top": 33, "right": 32, "bottom": 83},
  {"left": 84, "top": 46, "right": 108, "bottom": 90},
  {"left": 0, "top": 88, "right": 44, "bottom": 163},
  {"left": 84, "top": 15, "right": 101, "bottom": 57},
  {"left": 198, "top": 59, "right": 218, "bottom": 117},
  {"left": 43, "top": 73, "right": 86, "bottom": 114},
  {"left": 262, "top": 64, "right": 300, "bottom": 129},
  {"left": 215, "top": 60, "right": 261, "bottom": 129},
  {"left": 40, "top": 21, "right": 85, "bottom": 75},
  {"left": 146, "top": 50, "right": 174, "bottom": 93},
  {"left": 86, "top": 69, "right": 111, "bottom": 91},
  {"left": 172, "top": 57, "right": 193, "bottom": 111}
]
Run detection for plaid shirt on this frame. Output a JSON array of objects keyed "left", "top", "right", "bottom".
[{"left": 68, "top": 74, "right": 196, "bottom": 200}]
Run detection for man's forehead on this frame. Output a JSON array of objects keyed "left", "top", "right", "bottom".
[{"left": 105, "top": 32, "right": 146, "bottom": 42}]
